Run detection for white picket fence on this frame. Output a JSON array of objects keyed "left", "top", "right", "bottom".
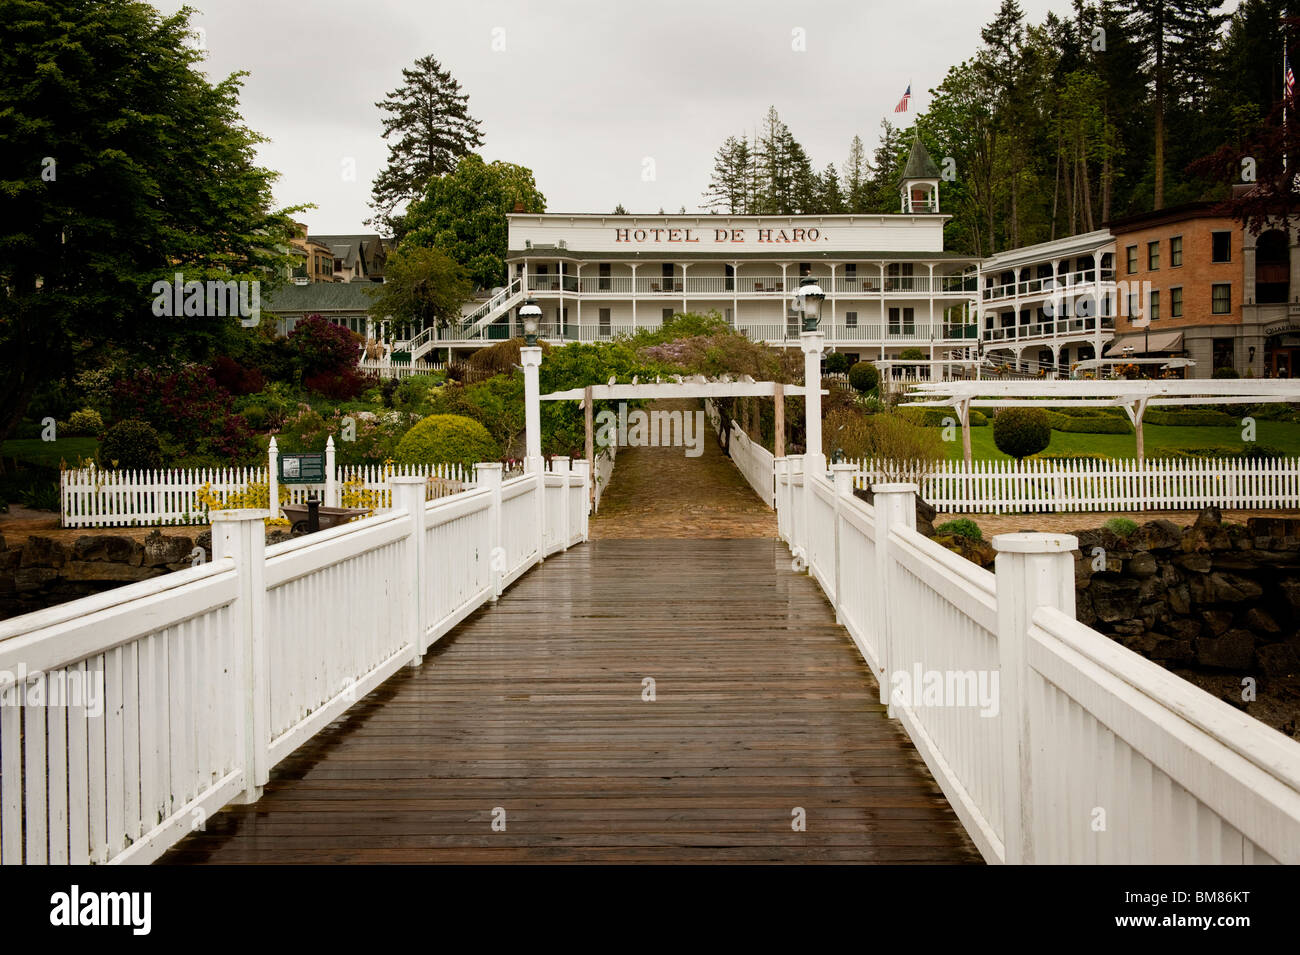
[
  {"left": 60, "top": 462, "right": 475, "bottom": 528},
  {"left": 593, "top": 445, "right": 617, "bottom": 513},
  {"left": 0, "top": 460, "right": 589, "bottom": 865},
  {"left": 704, "top": 400, "right": 776, "bottom": 508},
  {"left": 776, "top": 457, "right": 1300, "bottom": 864},
  {"left": 849, "top": 455, "right": 1300, "bottom": 514}
]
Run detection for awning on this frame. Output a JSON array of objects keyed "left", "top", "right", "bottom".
[{"left": 1103, "top": 330, "right": 1184, "bottom": 356}]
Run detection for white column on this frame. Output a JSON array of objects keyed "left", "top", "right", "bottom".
[
  {"left": 829, "top": 264, "right": 838, "bottom": 333},
  {"left": 474, "top": 463, "right": 504, "bottom": 598},
  {"left": 630, "top": 264, "right": 638, "bottom": 330},
  {"left": 325, "top": 435, "right": 337, "bottom": 507},
  {"left": 390, "top": 476, "right": 429, "bottom": 663},
  {"left": 576, "top": 264, "right": 583, "bottom": 334},
  {"left": 801, "top": 331, "right": 826, "bottom": 472},
  {"left": 871, "top": 483, "right": 917, "bottom": 714},
  {"left": 571, "top": 458, "right": 591, "bottom": 540},
  {"left": 781, "top": 263, "right": 789, "bottom": 336},
  {"left": 267, "top": 437, "right": 280, "bottom": 519},
  {"left": 731, "top": 261, "right": 739, "bottom": 327},
  {"left": 522, "top": 346, "right": 543, "bottom": 474},
  {"left": 992, "top": 531, "right": 1079, "bottom": 866},
  {"left": 212, "top": 509, "right": 269, "bottom": 804},
  {"left": 680, "top": 262, "right": 688, "bottom": 314},
  {"left": 553, "top": 456, "right": 570, "bottom": 550},
  {"left": 830, "top": 462, "right": 856, "bottom": 623}
]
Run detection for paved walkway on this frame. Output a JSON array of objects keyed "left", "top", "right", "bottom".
[
  {"left": 592, "top": 400, "right": 777, "bottom": 539},
  {"left": 161, "top": 539, "right": 980, "bottom": 864}
]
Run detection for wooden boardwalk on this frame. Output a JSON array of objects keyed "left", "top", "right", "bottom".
[{"left": 162, "top": 539, "right": 979, "bottom": 864}]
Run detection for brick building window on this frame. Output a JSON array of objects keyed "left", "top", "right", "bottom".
[
  {"left": 1211, "top": 232, "right": 1232, "bottom": 263},
  {"left": 1170, "top": 236, "right": 1183, "bottom": 267},
  {"left": 1148, "top": 241, "right": 1160, "bottom": 270},
  {"left": 1170, "top": 286, "right": 1183, "bottom": 317},
  {"left": 1212, "top": 283, "right": 1232, "bottom": 314},
  {"left": 1126, "top": 245, "right": 1138, "bottom": 274}
]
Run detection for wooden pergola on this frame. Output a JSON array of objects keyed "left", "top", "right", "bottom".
[
  {"left": 902, "top": 379, "right": 1300, "bottom": 464},
  {"left": 540, "top": 375, "right": 828, "bottom": 494}
]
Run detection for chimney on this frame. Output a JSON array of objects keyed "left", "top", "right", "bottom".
[{"left": 512, "top": 201, "right": 525, "bottom": 213}]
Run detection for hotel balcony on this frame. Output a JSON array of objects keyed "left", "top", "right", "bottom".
[
  {"left": 523, "top": 273, "right": 978, "bottom": 296},
  {"left": 982, "top": 315, "right": 1116, "bottom": 347},
  {"left": 981, "top": 268, "right": 1116, "bottom": 303}
]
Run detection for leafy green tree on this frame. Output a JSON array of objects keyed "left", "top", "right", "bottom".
[
  {"left": 367, "top": 246, "right": 473, "bottom": 330},
  {"left": 368, "top": 54, "right": 483, "bottom": 234},
  {"left": 401, "top": 154, "right": 546, "bottom": 289},
  {"left": 0, "top": 0, "right": 299, "bottom": 443}
]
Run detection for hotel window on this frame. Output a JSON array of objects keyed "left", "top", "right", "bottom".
[
  {"left": 1212, "top": 231, "right": 1232, "bottom": 263},
  {"left": 1213, "top": 338, "right": 1235, "bottom": 370},
  {"left": 1170, "top": 236, "right": 1183, "bottom": 268},
  {"left": 1147, "top": 241, "right": 1160, "bottom": 270},
  {"left": 799, "top": 263, "right": 811, "bottom": 277},
  {"left": 598, "top": 308, "right": 611, "bottom": 336},
  {"left": 1149, "top": 289, "right": 1160, "bottom": 321},
  {"left": 889, "top": 307, "right": 901, "bottom": 333},
  {"left": 724, "top": 264, "right": 735, "bottom": 291},
  {"left": 1170, "top": 287, "right": 1183, "bottom": 317},
  {"left": 1126, "top": 245, "right": 1137, "bottom": 274},
  {"left": 1212, "top": 283, "right": 1231, "bottom": 314},
  {"left": 889, "top": 307, "right": 914, "bottom": 333},
  {"left": 845, "top": 263, "right": 857, "bottom": 288},
  {"left": 662, "top": 308, "right": 674, "bottom": 322},
  {"left": 598, "top": 263, "right": 610, "bottom": 290},
  {"left": 846, "top": 310, "right": 858, "bottom": 329}
]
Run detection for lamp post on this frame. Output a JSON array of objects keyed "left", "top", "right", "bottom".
[
  {"left": 519, "top": 298, "right": 541, "bottom": 345},
  {"left": 796, "top": 276, "right": 827, "bottom": 475}
]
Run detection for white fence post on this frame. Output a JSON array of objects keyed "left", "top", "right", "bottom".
[
  {"left": 211, "top": 509, "right": 269, "bottom": 804},
  {"left": 554, "top": 456, "right": 570, "bottom": 552},
  {"left": 267, "top": 437, "right": 280, "bottom": 520},
  {"left": 390, "top": 476, "right": 428, "bottom": 666},
  {"left": 872, "top": 483, "right": 917, "bottom": 714},
  {"left": 571, "top": 458, "right": 591, "bottom": 540},
  {"left": 830, "top": 462, "right": 857, "bottom": 624},
  {"left": 325, "top": 435, "right": 337, "bottom": 507},
  {"left": 992, "top": 531, "right": 1079, "bottom": 866},
  {"left": 476, "top": 463, "right": 504, "bottom": 597}
]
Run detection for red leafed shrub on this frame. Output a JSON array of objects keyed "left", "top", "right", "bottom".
[
  {"left": 289, "top": 314, "right": 362, "bottom": 378},
  {"left": 304, "top": 367, "right": 376, "bottom": 400},
  {"left": 110, "top": 365, "right": 258, "bottom": 462},
  {"left": 210, "top": 355, "right": 265, "bottom": 395}
]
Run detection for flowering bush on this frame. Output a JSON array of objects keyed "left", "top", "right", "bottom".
[
  {"left": 110, "top": 365, "right": 257, "bottom": 463},
  {"left": 195, "top": 481, "right": 290, "bottom": 527}
]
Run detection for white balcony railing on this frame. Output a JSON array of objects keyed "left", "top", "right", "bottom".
[
  {"left": 521, "top": 273, "right": 980, "bottom": 297},
  {"left": 982, "top": 316, "right": 1116, "bottom": 343},
  {"left": 982, "top": 269, "right": 1116, "bottom": 302}
]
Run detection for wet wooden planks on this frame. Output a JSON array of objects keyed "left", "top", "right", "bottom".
[{"left": 161, "top": 539, "right": 981, "bottom": 864}]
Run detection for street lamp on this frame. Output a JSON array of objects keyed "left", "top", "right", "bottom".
[
  {"left": 794, "top": 276, "right": 825, "bottom": 333},
  {"left": 519, "top": 298, "right": 541, "bottom": 346}
]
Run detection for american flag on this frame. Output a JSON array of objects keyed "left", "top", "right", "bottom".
[
  {"left": 1288, "top": 55, "right": 1295, "bottom": 100},
  {"left": 894, "top": 84, "right": 911, "bottom": 113}
]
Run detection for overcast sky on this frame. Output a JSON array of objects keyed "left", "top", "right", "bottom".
[{"left": 154, "top": 0, "right": 1117, "bottom": 233}]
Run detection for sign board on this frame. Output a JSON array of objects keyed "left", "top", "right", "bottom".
[{"left": 279, "top": 452, "right": 325, "bottom": 484}]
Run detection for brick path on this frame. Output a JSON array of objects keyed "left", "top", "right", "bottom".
[{"left": 591, "top": 400, "right": 777, "bottom": 539}]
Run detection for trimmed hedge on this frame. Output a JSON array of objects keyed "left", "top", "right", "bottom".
[
  {"left": 1143, "top": 408, "right": 1236, "bottom": 427},
  {"left": 847, "top": 361, "right": 880, "bottom": 394},
  {"left": 98, "top": 419, "right": 163, "bottom": 470},
  {"left": 901, "top": 407, "right": 988, "bottom": 427},
  {"left": 1042, "top": 410, "right": 1132, "bottom": 433},
  {"left": 394, "top": 414, "right": 499, "bottom": 468},
  {"left": 993, "top": 408, "right": 1052, "bottom": 459}
]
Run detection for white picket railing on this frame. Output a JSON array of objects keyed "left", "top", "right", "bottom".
[
  {"left": 0, "top": 461, "right": 589, "bottom": 865},
  {"left": 703, "top": 400, "right": 776, "bottom": 508},
  {"left": 849, "top": 455, "right": 1300, "bottom": 514},
  {"left": 775, "top": 457, "right": 1300, "bottom": 864},
  {"left": 60, "top": 462, "right": 475, "bottom": 528},
  {"left": 593, "top": 445, "right": 617, "bottom": 513}
]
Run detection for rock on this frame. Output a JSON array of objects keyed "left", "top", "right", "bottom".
[
  {"left": 1209, "top": 572, "right": 1264, "bottom": 603},
  {"left": 1149, "top": 632, "right": 1197, "bottom": 665},
  {"left": 1257, "top": 643, "right": 1300, "bottom": 677},
  {"left": 1281, "top": 580, "right": 1300, "bottom": 611},
  {"left": 72, "top": 535, "right": 137, "bottom": 563},
  {"left": 933, "top": 535, "right": 995, "bottom": 569},
  {"left": 0, "top": 532, "right": 5, "bottom": 551},
  {"left": 1137, "top": 519, "right": 1183, "bottom": 551},
  {"left": 1202, "top": 609, "right": 1234, "bottom": 636},
  {"left": 0, "top": 550, "right": 20, "bottom": 574},
  {"left": 1166, "top": 617, "right": 1203, "bottom": 642},
  {"left": 1128, "top": 552, "right": 1158, "bottom": 578},
  {"left": 1193, "top": 507, "right": 1222, "bottom": 530},
  {"left": 1195, "top": 629, "right": 1256, "bottom": 669},
  {"left": 915, "top": 496, "right": 937, "bottom": 538},
  {"left": 60, "top": 561, "right": 165, "bottom": 583},
  {"left": 1167, "top": 583, "right": 1191, "bottom": 615},
  {"left": 1242, "top": 607, "right": 1281, "bottom": 635},
  {"left": 14, "top": 567, "right": 58, "bottom": 591},
  {"left": 20, "top": 537, "right": 66, "bottom": 569},
  {"left": 266, "top": 530, "right": 294, "bottom": 546},
  {"left": 1091, "top": 577, "right": 1143, "bottom": 622},
  {"left": 1112, "top": 619, "right": 1147, "bottom": 637},
  {"left": 142, "top": 531, "right": 193, "bottom": 567},
  {"left": 1246, "top": 516, "right": 1300, "bottom": 539}
]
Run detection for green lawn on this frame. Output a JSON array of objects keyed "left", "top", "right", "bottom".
[
  {"left": 2, "top": 437, "right": 99, "bottom": 468},
  {"left": 947, "top": 420, "right": 1300, "bottom": 462}
]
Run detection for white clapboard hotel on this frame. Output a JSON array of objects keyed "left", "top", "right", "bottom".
[{"left": 396, "top": 141, "right": 981, "bottom": 366}]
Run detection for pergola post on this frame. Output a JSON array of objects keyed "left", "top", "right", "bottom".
[
  {"left": 1123, "top": 396, "right": 1150, "bottom": 466},
  {"left": 955, "top": 396, "right": 972, "bottom": 467},
  {"left": 584, "top": 385, "right": 594, "bottom": 507},
  {"left": 774, "top": 382, "right": 785, "bottom": 458}
]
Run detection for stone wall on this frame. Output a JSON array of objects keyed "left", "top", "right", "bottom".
[
  {"left": 0, "top": 531, "right": 206, "bottom": 620},
  {"left": 1074, "top": 509, "right": 1300, "bottom": 678}
]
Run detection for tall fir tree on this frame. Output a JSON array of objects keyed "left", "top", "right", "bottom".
[{"left": 368, "top": 54, "right": 483, "bottom": 234}]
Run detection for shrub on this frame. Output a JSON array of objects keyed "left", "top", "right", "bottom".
[
  {"left": 1241, "top": 443, "right": 1287, "bottom": 460},
  {"left": 394, "top": 414, "right": 499, "bottom": 468},
  {"left": 99, "top": 419, "right": 163, "bottom": 470},
  {"left": 935, "top": 518, "right": 983, "bottom": 541},
  {"left": 824, "top": 352, "right": 850, "bottom": 375},
  {"left": 241, "top": 405, "right": 269, "bottom": 431},
  {"left": 993, "top": 408, "right": 1052, "bottom": 460},
  {"left": 289, "top": 314, "right": 362, "bottom": 378},
  {"left": 1247, "top": 403, "right": 1294, "bottom": 420},
  {"left": 1104, "top": 517, "right": 1138, "bottom": 536},
  {"left": 1143, "top": 408, "right": 1235, "bottom": 427},
  {"left": 304, "top": 366, "right": 375, "bottom": 400},
  {"left": 1053, "top": 414, "right": 1133, "bottom": 434},
  {"left": 848, "top": 361, "right": 880, "bottom": 394},
  {"left": 209, "top": 355, "right": 265, "bottom": 395},
  {"left": 898, "top": 347, "right": 925, "bottom": 361},
  {"left": 860, "top": 413, "right": 944, "bottom": 483},
  {"left": 901, "top": 407, "right": 987, "bottom": 427},
  {"left": 1212, "top": 367, "right": 1240, "bottom": 379},
  {"left": 65, "top": 408, "right": 104, "bottom": 436}
]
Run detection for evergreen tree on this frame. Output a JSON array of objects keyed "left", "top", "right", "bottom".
[
  {"left": 842, "top": 135, "right": 871, "bottom": 212},
  {"left": 703, "top": 135, "right": 752, "bottom": 213},
  {"left": 368, "top": 54, "right": 484, "bottom": 234},
  {"left": 820, "top": 163, "right": 845, "bottom": 213}
]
